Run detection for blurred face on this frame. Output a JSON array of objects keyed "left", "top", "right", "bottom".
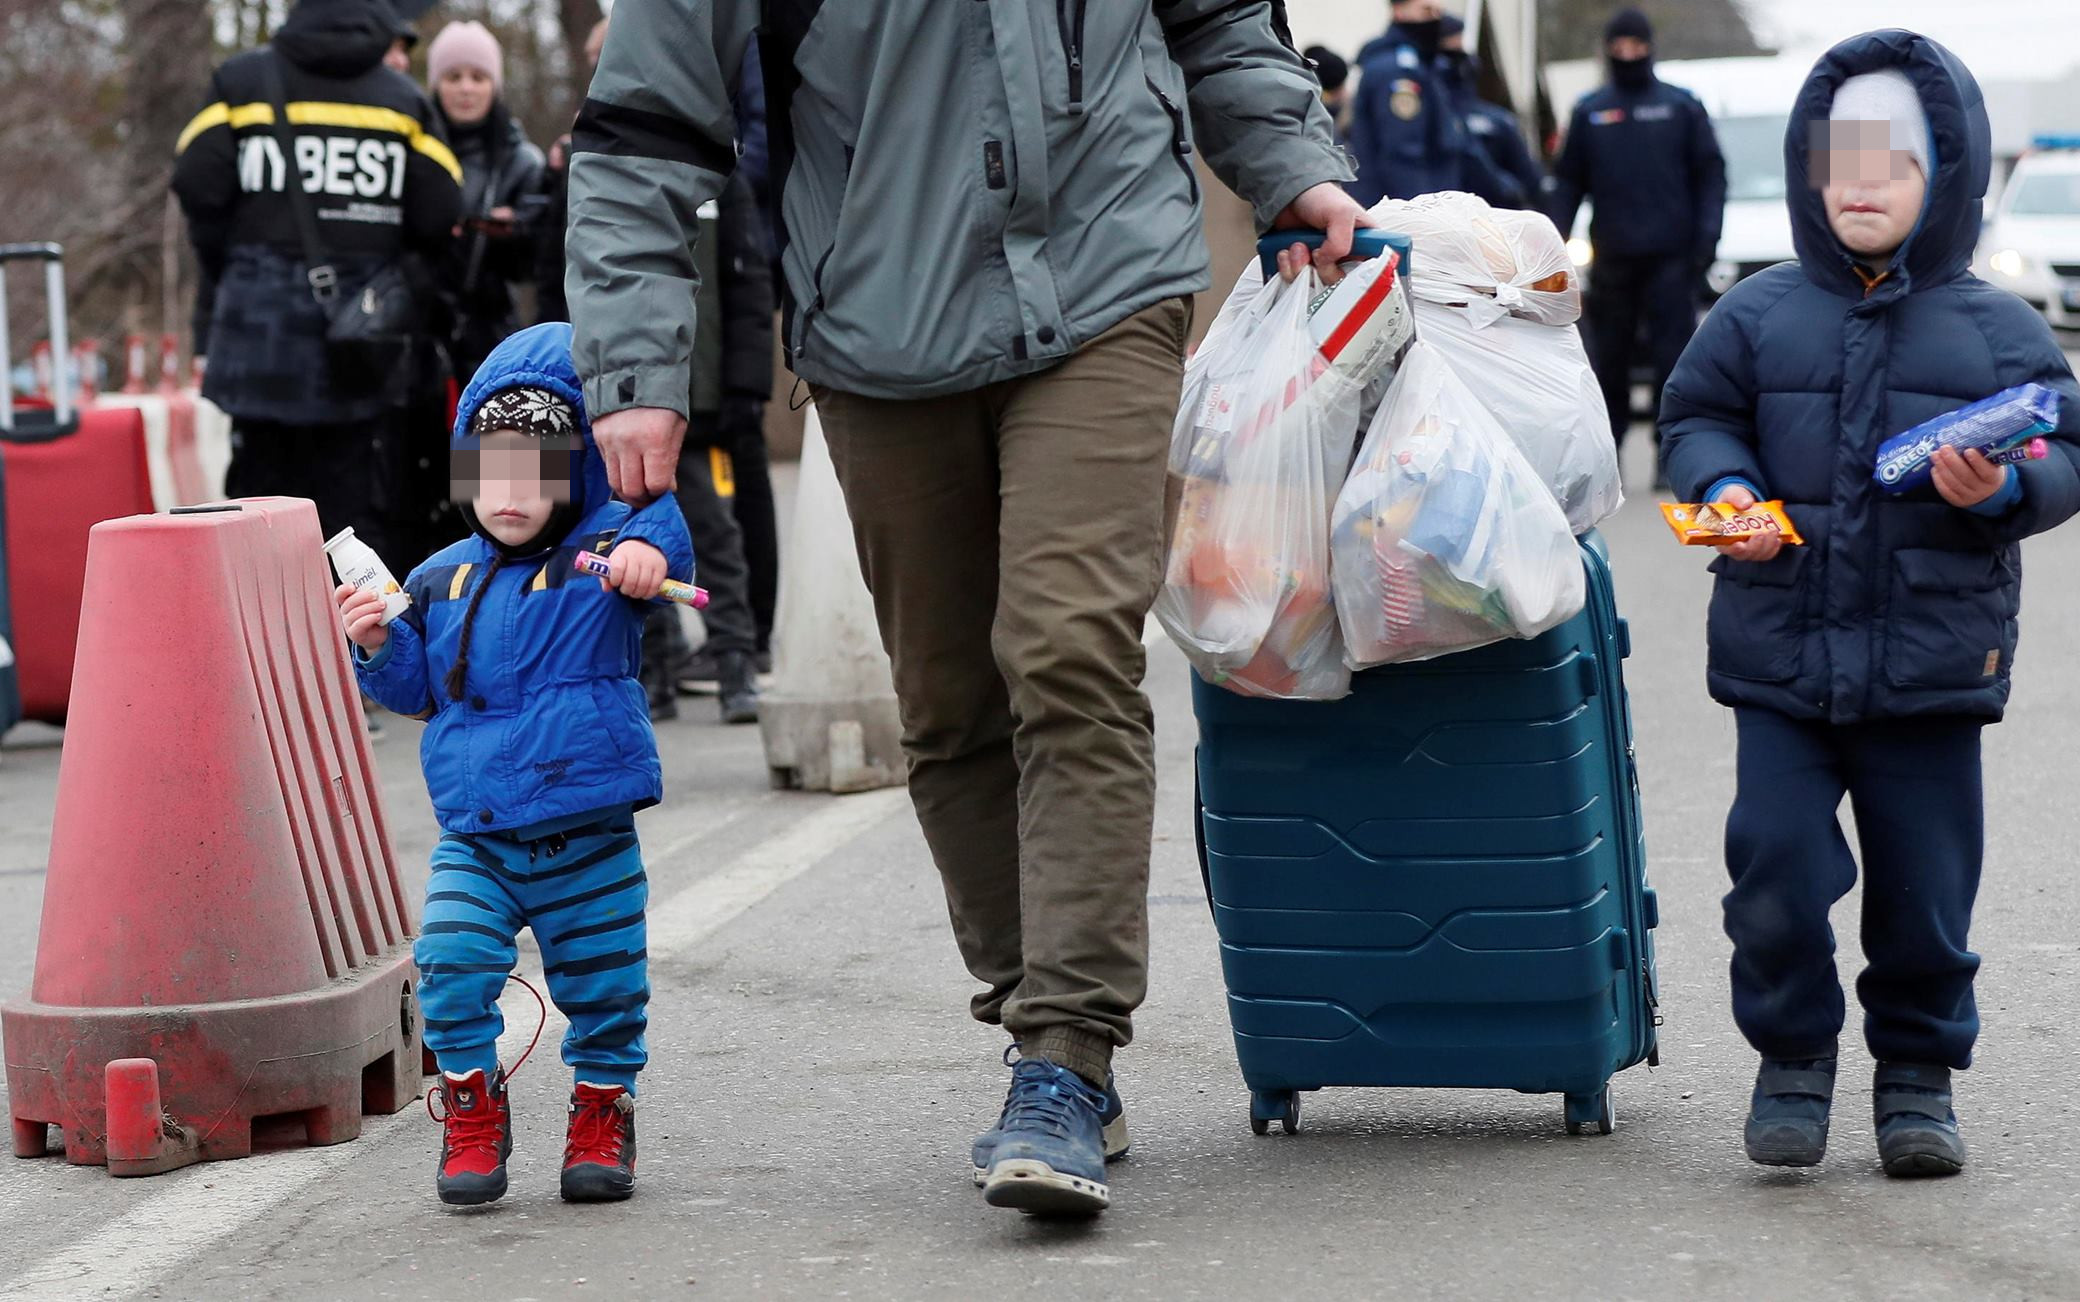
[
  {"left": 437, "top": 66, "right": 497, "bottom": 126},
  {"left": 1814, "top": 121, "right": 1927, "bottom": 262},
  {"left": 454, "top": 432, "right": 575, "bottom": 548},
  {"left": 383, "top": 39, "right": 412, "bottom": 74},
  {"left": 1393, "top": 0, "right": 1445, "bottom": 23},
  {"left": 585, "top": 19, "right": 610, "bottom": 69},
  {"left": 1607, "top": 36, "right": 1651, "bottom": 62}
]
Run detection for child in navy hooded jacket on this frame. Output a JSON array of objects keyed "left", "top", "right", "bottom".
[
  {"left": 336, "top": 323, "right": 694, "bottom": 1206},
  {"left": 1660, "top": 32, "right": 2080, "bottom": 1178}
]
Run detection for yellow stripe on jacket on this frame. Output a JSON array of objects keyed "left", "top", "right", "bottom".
[{"left": 175, "top": 100, "right": 463, "bottom": 184}]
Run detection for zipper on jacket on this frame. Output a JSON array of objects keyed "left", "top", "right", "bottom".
[
  {"left": 794, "top": 245, "right": 836, "bottom": 361},
  {"left": 1056, "top": 0, "right": 1087, "bottom": 112},
  {"left": 1147, "top": 79, "right": 1198, "bottom": 203}
]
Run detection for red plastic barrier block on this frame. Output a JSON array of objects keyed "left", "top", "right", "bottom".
[
  {"left": 0, "top": 406, "right": 153, "bottom": 723},
  {"left": 1, "top": 498, "right": 421, "bottom": 1172}
]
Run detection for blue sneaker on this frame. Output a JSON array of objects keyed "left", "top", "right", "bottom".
[
  {"left": 972, "top": 1068, "right": 1128, "bottom": 1186},
  {"left": 979, "top": 1058, "right": 1112, "bottom": 1215},
  {"left": 1744, "top": 1056, "right": 1836, "bottom": 1167},
  {"left": 1874, "top": 1062, "right": 1966, "bottom": 1178}
]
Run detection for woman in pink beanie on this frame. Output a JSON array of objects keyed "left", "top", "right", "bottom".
[{"left": 426, "top": 20, "right": 544, "bottom": 379}]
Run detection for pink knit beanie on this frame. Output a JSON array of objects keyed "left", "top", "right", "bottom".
[{"left": 428, "top": 21, "right": 503, "bottom": 95}]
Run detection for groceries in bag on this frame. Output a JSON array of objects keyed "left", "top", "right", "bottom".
[
  {"left": 1874, "top": 383, "right": 2062, "bottom": 493},
  {"left": 1661, "top": 500, "right": 1805, "bottom": 547},
  {"left": 1159, "top": 254, "right": 1411, "bottom": 700},
  {"left": 1365, "top": 192, "right": 1621, "bottom": 532},
  {"left": 1331, "top": 340, "right": 1585, "bottom": 667}
]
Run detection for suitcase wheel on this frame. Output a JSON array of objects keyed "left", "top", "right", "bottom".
[
  {"left": 1564, "top": 1085, "right": 1615, "bottom": 1137},
  {"left": 1249, "top": 1090, "right": 1301, "bottom": 1137}
]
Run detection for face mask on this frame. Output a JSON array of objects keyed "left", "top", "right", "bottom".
[
  {"left": 1610, "top": 55, "right": 1653, "bottom": 91},
  {"left": 1443, "top": 49, "right": 1477, "bottom": 89},
  {"left": 1399, "top": 18, "right": 1443, "bottom": 58}
]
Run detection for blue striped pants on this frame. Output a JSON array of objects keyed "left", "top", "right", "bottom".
[{"left": 415, "top": 817, "right": 650, "bottom": 1091}]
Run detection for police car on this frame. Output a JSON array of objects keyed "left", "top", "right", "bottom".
[{"left": 1977, "top": 137, "right": 2080, "bottom": 332}]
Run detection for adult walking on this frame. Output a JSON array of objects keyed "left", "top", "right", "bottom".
[
  {"left": 427, "top": 21, "right": 545, "bottom": 381},
  {"left": 1345, "top": 0, "right": 1509, "bottom": 205},
  {"left": 567, "top": 0, "right": 1364, "bottom": 1218},
  {"left": 172, "top": 0, "right": 461, "bottom": 565},
  {"left": 1548, "top": 7, "right": 1726, "bottom": 452}
]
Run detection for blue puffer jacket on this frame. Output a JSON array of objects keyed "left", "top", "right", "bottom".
[
  {"left": 1661, "top": 30, "right": 2080, "bottom": 725},
  {"left": 356, "top": 322, "right": 695, "bottom": 834}
]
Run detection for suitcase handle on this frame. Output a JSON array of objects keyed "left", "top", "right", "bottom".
[
  {"left": 0, "top": 242, "right": 76, "bottom": 442},
  {"left": 1256, "top": 229, "right": 1413, "bottom": 278}
]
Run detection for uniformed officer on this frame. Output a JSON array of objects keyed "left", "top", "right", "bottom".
[
  {"left": 1547, "top": 7, "right": 1727, "bottom": 449},
  {"left": 1438, "top": 16, "right": 1543, "bottom": 210},
  {"left": 1346, "top": 0, "right": 1510, "bottom": 206}
]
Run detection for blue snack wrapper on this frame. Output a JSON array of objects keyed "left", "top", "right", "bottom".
[{"left": 1874, "top": 383, "right": 2061, "bottom": 494}]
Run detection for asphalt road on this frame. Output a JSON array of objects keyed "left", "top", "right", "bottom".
[{"left": 3, "top": 419, "right": 2079, "bottom": 1301}]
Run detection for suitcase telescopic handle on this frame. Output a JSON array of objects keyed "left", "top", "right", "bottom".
[
  {"left": 0, "top": 242, "right": 74, "bottom": 439},
  {"left": 1255, "top": 228, "right": 1412, "bottom": 278}
]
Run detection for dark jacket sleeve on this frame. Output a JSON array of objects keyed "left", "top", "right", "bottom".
[
  {"left": 483, "top": 139, "right": 548, "bottom": 284},
  {"left": 1496, "top": 116, "right": 1547, "bottom": 213},
  {"left": 171, "top": 69, "right": 238, "bottom": 282},
  {"left": 1660, "top": 284, "right": 1773, "bottom": 500},
  {"left": 1688, "top": 98, "right": 1728, "bottom": 259},
  {"left": 1544, "top": 102, "right": 1590, "bottom": 238},
  {"left": 717, "top": 170, "right": 775, "bottom": 401},
  {"left": 1461, "top": 124, "right": 1524, "bottom": 210},
  {"left": 1343, "top": 70, "right": 1388, "bottom": 208},
  {"left": 733, "top": 37, "right": 771, "bottom": 214},
  {"left": 1972, "top": 291, "right": 2080, "bottom": 542},
  {"left": 534, "top": 146, "right": 573, "bottom": 324},
  {"left": 402, "top": 106, "right": 466, "bottom": 252}
]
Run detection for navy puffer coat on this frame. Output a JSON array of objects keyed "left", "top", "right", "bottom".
[{"left": 1660, "top": 30, "right": 2080, "bottom": 724}]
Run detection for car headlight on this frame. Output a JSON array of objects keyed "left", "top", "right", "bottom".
[
  {"left": 1707, "top": 259, "right": 1740, "bottom": 295},
  {"left": 1989, "top": 248, "right": 2029, "bottom": 279},
  {"left": 1566, "top": 237, "right": 1593, "bottom": 269}
]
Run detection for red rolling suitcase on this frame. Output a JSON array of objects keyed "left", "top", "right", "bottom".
[{"left": 1, "top": 244, "right": 156, "bottom": 723}]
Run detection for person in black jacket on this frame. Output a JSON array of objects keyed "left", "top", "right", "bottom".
[
  {"left": 173, "top": 0, "right": 462, "bottom": 565},
  {"left": 639, "top": 168, "right": 775, "bottom": 726},
  {"left": 1547, "top": 7, "right": 1727, "bottom": 452},
  {"left": 426, "top": 21, "right": 545, "bottom": 380},
  {"left": 1440, "top": 17, "right": 1544, "bottom": 211}
]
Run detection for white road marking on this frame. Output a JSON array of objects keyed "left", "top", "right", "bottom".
[{"left": 0, "top": 788, "right": 908, "bottom": 1302}]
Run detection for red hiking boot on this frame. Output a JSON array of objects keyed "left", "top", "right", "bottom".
[
  {"left": 561, "top": 1082, "right": 638, "bottom": 1202},
  {"left": 432, "top": 1069, "right": 512, "bottom": 1206}
]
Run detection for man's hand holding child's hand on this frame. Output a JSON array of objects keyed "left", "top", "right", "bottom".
[
  {"left": 1711, "top": 484, "right": 1787, "bottom": 564},
  {"left": 1930, "top": 445, "right": 2009, "bottom": 510},
  {"left": 602, "top": 540, "right": 668, "bottom": 601},
  {"left": 335, "top": 584, "right": 391, "bottom": 654}
]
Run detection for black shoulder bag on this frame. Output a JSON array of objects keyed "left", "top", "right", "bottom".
[{"left": 261, "top": 51, "right": 416, "bottom": 390}]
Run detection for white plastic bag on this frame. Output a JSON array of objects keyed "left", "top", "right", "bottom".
[
  {"left": 1332, "top": 340, "right": 1586, "bottom": 667},
  {"left": 1158, "top": 269, "right": 1365, "bottom": 701},
  {"left": 1412, "top": 301, "right": 1622, "bottom": 532},
  {"left": 1368, "top": 191, "right": 1584, "bottom": 327},
  {"left": 1366, "top": 192, "right": 1622, "bottom": 531}
]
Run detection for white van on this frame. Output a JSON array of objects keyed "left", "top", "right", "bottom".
[{"left": 1549, "top": 55, "right": 1810, "bottom": 299}]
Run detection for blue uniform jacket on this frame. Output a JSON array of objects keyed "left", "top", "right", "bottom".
[
  {"left": 356, "top": 322, "right": 696, "bottom": 834},
  {"left": 1345, "top": 27, "right": 1508, "bottom": 206},
  {"left": 1547, "top": 72, "right": 1725, "bottom": 259},
  {"left": 1660, "top": 30, "right": 2080, "bottom": 725}
]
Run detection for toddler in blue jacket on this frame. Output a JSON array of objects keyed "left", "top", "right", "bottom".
[
  {"left": 335, "top": 323, "right": 694, "bottom": 1206},
  {"left": 1661, "top": 33, "right": 2080, "bottom": 1178}
]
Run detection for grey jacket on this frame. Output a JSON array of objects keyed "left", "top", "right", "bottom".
[{"left": 566, "top": 0, "right": 1350, "bottom": 410}]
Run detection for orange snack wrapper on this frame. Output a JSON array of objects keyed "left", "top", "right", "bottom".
[{"left": 1661, "top": 500, "right": 1805, "bottom": 547}]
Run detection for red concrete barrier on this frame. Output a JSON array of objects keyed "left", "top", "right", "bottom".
[{"left": 2, "top": 497, "right": 421, "bottom": 1173}]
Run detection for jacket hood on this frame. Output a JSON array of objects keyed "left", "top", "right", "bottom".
[
  {"left": 454, "top": 322, "right": 612, "bottom": 523},
  {"left": 275, "top": 0, "right": 400, "bottom": 79},
  {"left": 1786, "top": 29, "right": 1991, "bottom": 298}
]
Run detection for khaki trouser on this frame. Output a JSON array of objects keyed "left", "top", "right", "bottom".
[{"left": 817, "top": 299, "right": 1190, "bottom": 1087}]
